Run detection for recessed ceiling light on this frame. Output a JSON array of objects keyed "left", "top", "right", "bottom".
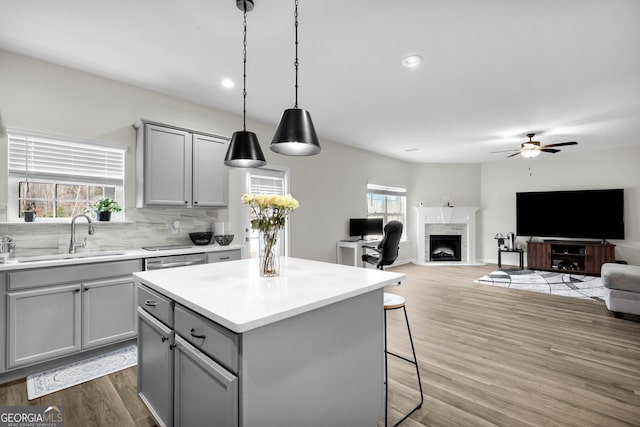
[
  {"left": 221, "top": 78, "right": 234, "bottom": 89},
  {"left": 401, "top": 55, "right": 423, "bottom": 68},
  {"left": 405, "top": 147, "right": 419, "bottom": 152}
]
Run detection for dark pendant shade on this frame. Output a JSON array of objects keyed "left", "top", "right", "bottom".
[
  {"left": 224, "top": 130, "right": 266, "bottom": 168},
  {"left": 270, "top": 108, "right": 321, "bottom": 156}
]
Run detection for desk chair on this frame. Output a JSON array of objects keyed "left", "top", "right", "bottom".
[{"left": 361, "top": 220, "right": 403, "bottom": 269}]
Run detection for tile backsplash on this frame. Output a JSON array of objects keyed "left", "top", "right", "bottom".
[{"left": 0, "top": 208, "right": 230, "bottom": 257}]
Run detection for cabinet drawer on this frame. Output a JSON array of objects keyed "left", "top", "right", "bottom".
[
  {"left": 7, "top": 259, "right": 142, "bottom": 291},
  {"left": 207, "top": 250, "right": 241, "bottom": 264},
  {"left": 174, "top": 304, "right": 238, "bottom": 373},
  {"left": 137, "top": 285, "right": 173, "bottom": 328}
]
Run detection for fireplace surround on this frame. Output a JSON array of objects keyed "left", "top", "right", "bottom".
[{"left": 414, "top": 206, "right": 480, "bottom": 265}]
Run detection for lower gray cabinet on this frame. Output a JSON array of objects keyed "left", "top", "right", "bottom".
[
  {"left": 7, "top": 284, "right": 82, "bottom": 367},
  {"left": 4, "top": 260, "right": 142, "bottom": 372},
  {"left": 138, "top": 308, "right": 173, "bottom": 427},
  {"left": 173, "top": 335, "right": 238, "bottom": 427},
  {"left": 83, "top": 277, "right": 137, "bottom": 348}
]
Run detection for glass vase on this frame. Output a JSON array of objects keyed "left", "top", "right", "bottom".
[{"left": 259, "top": 228, "right": 280, "bottom": 277}]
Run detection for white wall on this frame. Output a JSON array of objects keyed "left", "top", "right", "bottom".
[
  {"left": 480, "top": 146, "right": 640, "bottom": 266},
  {"left": 0, "top": 50, "right": 415, "bottom": 263},
  {"left": 3, "top": 50, "right": 637, "bottom": 267},
  {"left": 407, "top": 163, "right": 482, "bottom": 262}
]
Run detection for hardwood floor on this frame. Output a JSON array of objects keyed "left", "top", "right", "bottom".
[
  {"left": 0, "top": 366, "right": 156, "bottom": 427},
  {"left": 1, "top": 263, "right": 639, "bottom": 426},
  {"left": 383, "top": 263, "right": 640, "bottom": 427}
]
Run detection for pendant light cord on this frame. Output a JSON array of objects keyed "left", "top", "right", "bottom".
[
  {"left": 294, "top": 0, "right": 299, "bottom": 108},
  {"left": 242, "top": 2, "right": 248, "bottom": 131}
]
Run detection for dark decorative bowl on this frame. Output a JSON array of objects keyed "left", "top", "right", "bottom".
[
  {"left": 189, "top": 232, "right": 213, "bottom": 245},
  {"left": 214, "top": 235, "right": 234, "bottom": 246}
]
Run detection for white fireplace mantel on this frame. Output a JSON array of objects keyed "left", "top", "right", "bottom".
[{"left": 415, "top": 206, "right": 480, "bottom": 265}]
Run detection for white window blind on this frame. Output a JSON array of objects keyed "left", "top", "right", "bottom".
[
  {"left": 249, "top": 169, "right": 285, "bottom": 196},
  {"left": 8, "top": 131, "right": 125, "bottom": 186},
  {"left": 367, "top": 183, "right": 407, "bottom": 197}
]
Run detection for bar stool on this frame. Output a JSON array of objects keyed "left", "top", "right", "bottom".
[{"left": 384, "top": 292, "right": 423, "bottom": 426}]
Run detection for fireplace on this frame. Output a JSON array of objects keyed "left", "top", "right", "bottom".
[
  {"left": 414, "top": 206, "right": 479, "bottom": 265},
  {"left": 429, "top": 235, "right": 462, "bottom": 262}
]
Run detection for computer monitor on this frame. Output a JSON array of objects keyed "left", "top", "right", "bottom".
[{"left": 349, "top": 218, "right": 383, "bottom": 240}]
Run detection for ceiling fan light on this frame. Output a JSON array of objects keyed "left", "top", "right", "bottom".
[
  {"left": 224, "top": 130, "right": 266, "bottom": 167},
  {"left": 270, "top": 108, "right": 321, "bottom": 156},
  {"left": 521, "top": 149, "right": 541, "bottom": 158}
]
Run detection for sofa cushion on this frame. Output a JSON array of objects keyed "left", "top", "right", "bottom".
[{"left": 601, "top": 263, "right": 640, "bottom": 293}]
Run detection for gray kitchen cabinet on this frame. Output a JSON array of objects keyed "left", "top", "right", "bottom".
[
  {"left": 138, "top": 307, "right": 174, "bottom": 427},
  {"left": 137, "top": 285, "right": 239, "bottom": 427},
  {"left": 192, "top": 133, "right": 228, "bottom": 207},
  {"left": 136, "top": 121, "right": 228, "bottom": 208},
  {"left": 173, "top": 335, "right": 238, "bottom": 427},
  {"left": 140, "top": 124, "right": 191, "bottom": 207},
  {"left": 3, "top": 260, "right": 142, "bottom": 372},
  {"left": 82, "top": 276, "right": 137, "bottom": 348},
  {"left": 7, "top": 284, "right": 82, "bottom": 368}
]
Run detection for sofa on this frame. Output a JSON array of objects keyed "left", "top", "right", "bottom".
[{"left": 602, "top": 263, "right": 640, "bottom": 318}]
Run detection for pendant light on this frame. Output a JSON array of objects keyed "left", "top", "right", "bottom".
[
  {"left": 224, "top": 0, "right": 266, "bottom": 168},
  {"left": 270, "top": 0, "right": 321, "bottom": 156}
]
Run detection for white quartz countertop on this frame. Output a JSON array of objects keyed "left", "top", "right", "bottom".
[
  {"left": 133, "top": 257, "right": 406, "bottom": 333},
  {"left": 0, "top": 244, "right": 243, "bottom": 271}
]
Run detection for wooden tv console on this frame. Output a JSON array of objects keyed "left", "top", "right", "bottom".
[{"left": 527, "top": 240, "right": 615, "bottom": 275}]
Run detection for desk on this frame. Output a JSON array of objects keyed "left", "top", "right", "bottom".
[
  {"left": 498, "top": 248, "right": 524, "bottom": 269},
  {"left": 337, "top": 239, "right": 381, "bottom": 267}
]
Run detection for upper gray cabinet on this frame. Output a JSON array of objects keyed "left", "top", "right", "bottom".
[{"left": 135, "top": 121, "right": 228, "bottom": 208}]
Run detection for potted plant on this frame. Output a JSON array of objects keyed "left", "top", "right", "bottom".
[
  {"left": 23, "top": 202, "right": 37, "bottom": 222},
  {"left": 92, "top": 198, "right": 121, "bottom": 221}
]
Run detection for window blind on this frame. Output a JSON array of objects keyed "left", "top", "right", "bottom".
[
  {"left": 8, "top": 131, "right": 125, "bottom": 186},
  {"left": 249, "top": 169, "right": 285, "bottom": 196},
  {"left": 367, "top": 183, "right": 407, "bottom": 197}
]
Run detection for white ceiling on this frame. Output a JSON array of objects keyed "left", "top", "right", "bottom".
[{"left": 1, "top": 0, "right": 639, "bottom": 163}]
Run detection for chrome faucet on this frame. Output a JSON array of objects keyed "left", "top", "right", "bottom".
[{"left": 69, "top": 214, "right": 95, "bottom": 254}]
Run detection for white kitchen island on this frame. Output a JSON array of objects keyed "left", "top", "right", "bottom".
[{"left": 133, "top": 257, "right": 406, "bottom": 427}]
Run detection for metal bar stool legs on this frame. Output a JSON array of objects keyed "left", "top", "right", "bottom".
[{"left": 384, "top": 293, "right": 423, "bottom": 427}]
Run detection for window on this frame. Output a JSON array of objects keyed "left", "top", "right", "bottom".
[
  {"left": 245, "top": 167, "right": 289, "bottom": 258},
  {"left": 367, "top": 183, "right": 407, "bottom": 239},
  {"left": 7, "top": 130, "right": 125, "bottom": 221}
]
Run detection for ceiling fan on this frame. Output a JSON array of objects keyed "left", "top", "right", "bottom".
[{"left": 492, "top": 133, "right": 578, "bottom": 158}]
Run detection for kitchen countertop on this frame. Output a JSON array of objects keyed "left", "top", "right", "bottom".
[
  {"left": 133, "top": 257, "right": 406, "bottom": 333},
  {"left": 0, "top": 244, "right": 243, "bottom": 271}
]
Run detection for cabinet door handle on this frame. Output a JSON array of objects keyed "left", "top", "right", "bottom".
[
  {"left": 190, "top": 328, "right": 206, "bottom": 339},
  {"left": 219, "top": 256, "right": 230, "bottom": 260},
  {"left": 144, "top": 300, "right": 158, "bottom": 307},
  {"left": 161, "top": 336, "right": 168, "bottom": 342},
  {"left": 84, "top": 287, "right": 89, "bottom": 291},
  {"left": 75, "top": 289, "right": 80, "bottom": 293}
]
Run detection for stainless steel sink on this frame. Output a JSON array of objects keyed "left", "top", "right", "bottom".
[
  {"left": 16, "top": 251, "right": 127, "bottom": 263},
  {"left": 142, "top": 245, "right": 193, "bottom": 251}
]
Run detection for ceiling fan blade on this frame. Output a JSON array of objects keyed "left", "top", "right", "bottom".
[
  {"left": 490, "top": 148, "right": 521, "bottom": 154},
  {"left": 507, "top": 151, "right": 522, "bottom": 158},
  {"left": 540, "top": 148, "right": 560, "bottom": 153},
  {"left": 542, "top": 141, "right": 578, "bottom": 148}
]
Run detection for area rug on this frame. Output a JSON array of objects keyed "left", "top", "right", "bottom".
[
  {"left": 26, "top": 345, "right": 137, "bottom": 400},
  {"left": 474, "top": 269, "right": 604, "bottom": 302}
]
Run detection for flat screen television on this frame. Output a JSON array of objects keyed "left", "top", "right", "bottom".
[
  {"left": 516, "top": 189, "right": 624, "bottom": 240},
  {"left": 349, "top": 218, "right": 383, "bottom": 240}
]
